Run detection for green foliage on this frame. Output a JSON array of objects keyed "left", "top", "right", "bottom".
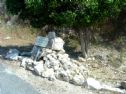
[
  {"left": 6, "top": 0, "right": 25, "bottom": 14},
  {"left": 25, "top": 0, "right": 44, "bottom": 14},
  {"left": 51, "top": 11, "right": 76, "bottom": 27},
  {"left": 6, "top": 0, "right": 123, "bottom": 28}
]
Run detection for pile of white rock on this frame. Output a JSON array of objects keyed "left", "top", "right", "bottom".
[
  {"left": 19, "top": 32, "right": 89, "bottom": 86},
  {"left": 20, "top": 48, "right": 88, "bottom": 86}
]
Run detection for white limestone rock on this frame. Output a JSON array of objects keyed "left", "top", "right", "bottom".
[
  {"left": 51, "top": 37, "right": 64, "bottom": 51},
  {"left": 63, "top": 63, "right": 72, "bottom": 70},
  {"left": 34, "top": 63, "right": 44, "bottom": 75},
  {"left": 63, "top": 54, "right": 69, "bottom": 58},
  {"left": 57, "top": 53, "right": 63, "bottom": 59},
  {"left": 42, "top": 68, "right": 55, "bottom": 80},
  {"left": 78, "top": 65, "right": 87, "bottom": 72},
  {"left": 45, "top": 49, "right": 53, "bottom": 54},
  {"left": 41, "top": 51, "right": 47, "bottom": 57},
  {"left": 71, "top": 59, "right": 78, "bottom": 64},
  {"left": 33, "top": 60, "right": 43, "bottom": 66},
  {"left": 53, "top": 65, "right": 60, "bottom": 71},
  {"left": 87, "top": 78, "right": 102, "bottom": 90},
  {"left": 60, "top": 59, "right": 71, "bottom": 65},
  {"left": 46, "top": 54, "right": 53, "bottom": 59},
  {"left": 20, "top": 58, "right": 33, "bottom": 69},
  {"left": 50, "top": 53, "right": 57, "bottom": 59},
  {"left": 78, "top": 57, "right": 86, "bottom": 62},
  {"left": 44, "top": 60, "right": 52, "bottom": 68},
  {"left": 55, "top": 70, "right": 69, "bottom": 82},
  {"left": 71, "top": 74, "right": 85, "bottom": 86},
  {"left": 51, "top": 60, "right": 60, "bottom": 67},
  {"left": 20, "top": 58, "right": 27, "bottom": 69}
]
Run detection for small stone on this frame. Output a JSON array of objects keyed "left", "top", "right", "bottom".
[
  {"left": 60, "top": 59, "right": 72, "bottom": 65},
  {"left": 41, "top": 51, "right": 47, "bottom": 57},
  {"left": 20, "top": 58, "right": 33, "bottom": 69},
  {"left": 46, "top": 54, "right": 53, "bottom": 59},
  {"left": 51, "top": 60, "right": 60, "bottom": 66},
  {"left": 78, "top": 57, "right": 86, "bottom": 62},
  {"left": 59, "top": 49, "right": 65, "bottom": 53},
  {"left": 34, "top": 63, "right": 44, "bottom": 75},
  {"left": 48, "top": 57, "right": 56, "bottom": 62},
  {"left": 20, "top": 58, "right": 27, "bottom": 69},
  {"left": 74, "top": 69, "right": 80, "bottom": 74},
  {"left": 71, "top": 59, "right": 78, "bottom": 63},
  {"left": 57, "top": 53, "right": 63, "bottom": 59},
  {"left": 87, "top": 78, "right": 102, "bottom": 90},
  {"left": 70, "top": 74, "right": 85, "bottom": 86},
  {"left": 55, "top": 70, "right": 69, "bottom": 82},
  {"left": 53, "top": 65, "right": 60, "bottom": 71},
  {"left": 44, "top": 60, "right": 52, "bottom": 68},
  {"left": 79, "top": 66, "right": 87, "bottom": 72},
  {"left": 63, "top": 54, "right": 69, "bottom": 58},
  {"left": 33, "top": 60, "right": 43, "bottom": 66},
  {"left": 45, "top": 49, "right": 53, "bottom": 54},
  {"left": 71, "top": 63, "right": 78, "bottom": 70},
  {"left": 86, "top": 57, "right": 95, "bottom": 61},
  {"left": 50, "top": 53, "right": 57, "bottom": 59},
  {"left": 52, "top": 51, "right": 56, "bottom": 54}
]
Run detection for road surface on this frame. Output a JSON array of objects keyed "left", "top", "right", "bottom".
[{"left": 0, "top": 63, "right": 40, "bottom": 94}]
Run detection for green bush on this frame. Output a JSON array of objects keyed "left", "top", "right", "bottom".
[{"left": 6, "top": 0, "right": 25, "bottom": 14}]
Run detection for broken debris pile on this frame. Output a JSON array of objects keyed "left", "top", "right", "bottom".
[
  {"left": 2, "top": 32, "right": 80, "bottom": 86},
  {"left": 21, "top": 48, "right": 87, "bottom": 86}
]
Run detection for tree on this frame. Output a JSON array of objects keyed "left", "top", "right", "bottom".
[
  {"left": 48, "top": 0, "right": 122, "bottom": 58},
  {"left": 6, "top": 0, "right": 123, "bottom": 58}
]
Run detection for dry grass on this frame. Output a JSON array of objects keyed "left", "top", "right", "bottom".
[{"left": 0, "top": 23, "right": 39, "bottom": 46}]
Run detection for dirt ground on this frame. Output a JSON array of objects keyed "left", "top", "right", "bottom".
[{"left": 0, "top": 25, "right": 126, "bottom": 94}]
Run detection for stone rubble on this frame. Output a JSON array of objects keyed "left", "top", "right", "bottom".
[
  {"left": 20, "top": 48, "right": 87, "bottom": 86},
  {"left": 19, "top": 47, "right": 126, "bottom": 93}
]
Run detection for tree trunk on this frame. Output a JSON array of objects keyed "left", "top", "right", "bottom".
[{"left": 79, "top": 28, "right": 89, "bottom": 58}]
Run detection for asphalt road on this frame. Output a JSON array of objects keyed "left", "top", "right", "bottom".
[{"left": 0, "top": 63, "right": 40, "bottom": 94}]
